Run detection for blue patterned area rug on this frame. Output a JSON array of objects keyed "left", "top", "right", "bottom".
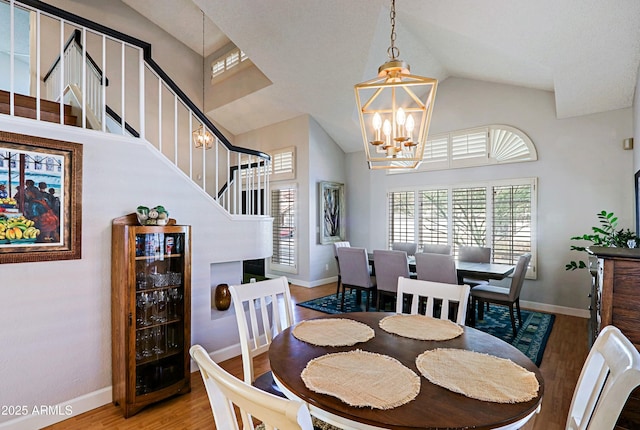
[{"left": 297, "top": 291, "right": 554, "bottom": 366}]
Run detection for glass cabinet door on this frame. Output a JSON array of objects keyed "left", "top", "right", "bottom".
[{"left": 133, "top": 231, "right": 186, "bottom": 395}]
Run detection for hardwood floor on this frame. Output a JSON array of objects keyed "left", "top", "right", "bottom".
[{"left": 44, "top": 282, "right": 588, "bottom": 430}]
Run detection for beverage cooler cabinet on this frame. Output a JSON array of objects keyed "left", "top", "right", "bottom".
[{"left": 111, "top": 213, "right": 191, "bottom": 417}]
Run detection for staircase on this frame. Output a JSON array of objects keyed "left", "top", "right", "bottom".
[
  {"left": 0, "top": 90, "right": 77, "bottom": 126},
  {"left": 2, "top": 0, "right": 270, "bottom": 218}
]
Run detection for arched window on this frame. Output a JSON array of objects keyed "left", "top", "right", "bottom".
[{"left": 411, "top": 125, "right": 537, "bottom": 171}]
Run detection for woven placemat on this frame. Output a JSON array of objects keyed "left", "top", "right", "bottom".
[
  {"left": 416, "top": 348, "right": 539, "bottom": 403},
  {"left": 379, "top": 314, "right": 464, "bottom": 341},
  {"left": 301, "top": 350, "right": 420, "bottom": 409},
  {"left": 292, "top": 318, "right": 375, "bottom": 346}
]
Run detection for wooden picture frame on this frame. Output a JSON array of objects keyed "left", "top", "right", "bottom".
[
  {"left": 319, "top": 181, "right": 345, "bottom": 244},
  {"left": 0, "top": 131, "right": 82, "bottom": 263}
]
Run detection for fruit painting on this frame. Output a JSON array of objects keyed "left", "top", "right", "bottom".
[{"left": 0, "top": 131, "right": 82, "bottom": 264}]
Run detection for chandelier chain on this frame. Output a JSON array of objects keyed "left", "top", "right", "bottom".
[{"left": 387, "top": 0, "right": 400, "bottom": 60}]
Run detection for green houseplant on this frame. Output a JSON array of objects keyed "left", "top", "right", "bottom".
[{"left": 565, "top": 210, "right": 639, "bottom": 270}]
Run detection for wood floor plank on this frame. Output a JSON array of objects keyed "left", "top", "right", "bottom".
[{"left": 44, "top": 282, "right": 588, "bottom": 430}]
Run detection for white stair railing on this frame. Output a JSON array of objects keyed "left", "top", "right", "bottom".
[{"left": 3, "top": 0, "right": 270, "bottom": 216}]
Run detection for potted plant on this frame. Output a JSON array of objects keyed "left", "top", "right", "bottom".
[{"left": 565, "top": 210, "right": 639, "bottom": 270}]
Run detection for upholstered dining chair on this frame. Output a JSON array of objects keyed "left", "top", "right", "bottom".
[
  {"left": 458, "top": 245, "right": 492, "bottom": 286},
  {"left": 373, "top": 250, "right": 410, "bottom": 311},
  {"left": 469, "top": 253, "right": 532, "bottom": 336},
  {"left": 332, "top": 241, "right": 351, "bottom": 297},
  {"left": 190, "top": 345, "right": 314, "bottom": 430},
  {"left": 391, "top": 242, "right": 419, "bottom": 256},
  {"left": 396, "top": 276, "right": 470, "bottom": 325},
  {"left": 421, "top": 243, "right": 452, "bottom": 255},
  {"left": 415, "top": 252, "right": 458, "bottom": 284},
  {"left": 336, "top": 246, "right": 377, "bottom": 312},
  {"left": 228, "top": 276, "right": 294, "bottom": 400},
  {"left": 566, "top": 325, "right": 640, "bottom": 430}
]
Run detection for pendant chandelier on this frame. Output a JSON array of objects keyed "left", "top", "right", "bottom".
[
  {"left": 354, "top": 0, "right": 437, "bottom": 170},
  {"left": 192, "top": 10, "right": 214, "bottom": 150}
]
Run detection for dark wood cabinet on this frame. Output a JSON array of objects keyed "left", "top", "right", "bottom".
[
  {"left": 111, "top": 213, "right": 191, "bottom": 417},
  {"left": 589, "top": 246, "right": 640, "bottom": 429}
]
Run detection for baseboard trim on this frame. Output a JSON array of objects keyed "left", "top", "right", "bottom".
[
  {"left": 520, "top": 300, "right": 589, "bottom": 318},
  {"left": 0, "top": 387, "right": 112, "bottom": 430}
]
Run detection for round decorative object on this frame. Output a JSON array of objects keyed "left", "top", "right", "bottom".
[{"left": 214, "top": 283, "right": 231, "bottom": 311}]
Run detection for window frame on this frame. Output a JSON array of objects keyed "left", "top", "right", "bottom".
[
  {"left": 387, "top": 177, "right": 537, "bottom": 279},
  {"left": 269, "top": 183, "right": 298, "bottom": 274}
]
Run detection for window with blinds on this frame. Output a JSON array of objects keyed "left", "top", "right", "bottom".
[
  {"left": 387, "top": 178, "right": 536, "bottom": 278},
  {"left": 389, "top": 125, "right": 537, "bottom": 174},
  {"left": 271, "top": 187, "right": 297, "bottom": 272},
  {"left": 452, "top": 187, "right": 487, "bottom": 256},
  {"left": 270, "top": 147, "right": 295, "bottom": 181},
  {"left": 418, "top": 189, "right": 449, "bottom": 246},
  {"left": 388, "top": 191, "right": 415, "bottom": 248},
  {"left": 492, "top": 184, "right": 532, "bottom": 265},
  {"left": 211, "top": 47, "right": 249, "bottom": 79}
]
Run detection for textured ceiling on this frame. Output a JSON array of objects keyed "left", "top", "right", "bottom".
[{"left": 124, "top": 0, "right": 640, "bottom": 153}]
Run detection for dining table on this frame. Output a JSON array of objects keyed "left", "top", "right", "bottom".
[
  {"left": 367, "top": 253, "right": 515, "bottom": 283},
  {"left": 269, "top": 311, "right": 544, "bottom": 430}
]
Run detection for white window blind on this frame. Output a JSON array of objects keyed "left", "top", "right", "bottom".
[
  {"left": 210, "top": 47, "right": 250, "bottom": 80},
  {"left": 492, "top": 184, "right": 532, "bottom": 266},
  {"left": 387, "top": 178, "right": 537, "bottom": 278},
  {"left": 388, "top": 191, "right": 415, "bottom": 248},
  {"left": 271, "top": 187, "right": 297, "bottom": 272},
  {"left": 418, "top": 189, "right": 449, "bottom": 246},
  {"left": 452, "top": 187, "right": 487, "bottom": 257},
  {"left": 269, "top": 147, "right": 295, "bottom": 181}
]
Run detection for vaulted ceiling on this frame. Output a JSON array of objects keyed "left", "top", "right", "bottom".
[{"left": 124, "top": 0, "right": 640, "bottom": 153}]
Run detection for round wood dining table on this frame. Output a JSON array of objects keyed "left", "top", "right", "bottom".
[{"left": 269, "top": 312, "right": 544, "bottom": 430}]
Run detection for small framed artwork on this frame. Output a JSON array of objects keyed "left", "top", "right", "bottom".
[
  {"left": 0, "top": 131, "right": 82, "bottom": 263},
  {"left": 319, "top": 181, "right": 345, "bottom": 245}
]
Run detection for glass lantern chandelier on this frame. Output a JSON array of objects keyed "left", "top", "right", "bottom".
[
  {"left": 192, "top": 10, "right": 214, "bottom": 150},
  {"left": 354, "top": 0, "right": 437, "bottom": 170}
]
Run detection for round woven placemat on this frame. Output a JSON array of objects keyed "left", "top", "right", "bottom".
[
  {"left": 416, "top": 348, "right": 539, "bottom": 403},
  {"left": 379, "top": 314, "right": 464, "bottom": 341},
  {"left": 301, "top": 350, "right": 420, "bottom": 409},
  {"left": 292, "top": 318, "right": 375, "bottom": 346}
]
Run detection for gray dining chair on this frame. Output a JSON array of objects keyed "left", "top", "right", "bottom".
[
  {"left": 391, "top": 242, "right": 418, "bottom": 256},
  {"left": 396, "top": 276, "right": 470, "bottom": 325},
  {"left": 336, "top": 247, "right": 377, "bottom": 311},
  {"left": 373, "top": 250, "right": 410, "bottom": 311},
  {"left": 458, "top": 245, "right": 492, "bottom": 286},
  {"left": 421, "top": 244, "right": 452, "bottom": 255},
  {"left": 333, "top": 241, "right": 351, "bottom": 297},
  {"left": 470, "top": 253, "right": 532, "bottom": 336},
  {"left": 415, "top": 252, "right": 458, "bottom": 284}
]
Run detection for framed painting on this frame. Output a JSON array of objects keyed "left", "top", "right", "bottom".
[
  {"left": 0, "top": 131, "right": 82, "bottom": 263},
  {"left": 319, "top": 181, "right": 345, "bottom": 244}
]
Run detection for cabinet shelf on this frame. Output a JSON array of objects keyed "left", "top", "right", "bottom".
[{"left": 112, "top": 214, "right": 191, "bottom": 418}]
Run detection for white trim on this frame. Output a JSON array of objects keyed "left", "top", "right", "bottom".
[
  {"left": 0, "top": 387, "right": 111, "bottom": 430},
  {"left": 520, "top": 300, "right": 590, "bottom": 319}
]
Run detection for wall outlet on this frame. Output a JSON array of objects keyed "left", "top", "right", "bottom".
[{"left": 325, "top": 263, "right": 329, "bottom": 271}]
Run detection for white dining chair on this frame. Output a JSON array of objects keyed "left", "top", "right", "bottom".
[
  {"left": 566, "top": 325, "right": 640, "bottom": 430},
  {"left": 228, "top": 276, "right": 294, "bottom": 399},
  {"left": 190, "top": 345, "right": 314, "bottom": 430},
  {"left": 396, "top": 276, "right": 470, "bottom": 325}
]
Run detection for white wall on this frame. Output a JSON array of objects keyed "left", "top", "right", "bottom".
[
  {"left": 346, "top": 77, "right": 634, "bottom": 312},
  {"left": 234, "top": 115, "right": 310, "bottom": 284},
  {"left": 0, "top": 117, "right": 271, "bottom": 428},
  {"left": 307, "top": 117, "right": 346, "bottom": 284}
]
